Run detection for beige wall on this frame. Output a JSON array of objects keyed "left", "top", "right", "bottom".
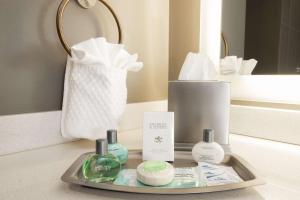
[
  {"left": 169, "top": 0, "right": 200, "bottom": 80},
  {"left": 109, "top": 0, "right": 169, "bottom": 103}
]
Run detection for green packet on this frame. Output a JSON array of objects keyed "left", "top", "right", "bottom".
[{"left": 113, "top": 167, "right": 207, "bottom": 188}]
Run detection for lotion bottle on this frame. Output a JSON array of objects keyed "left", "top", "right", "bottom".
[{"left": 192, "top": 129, "right": 225, "bottom": 164}]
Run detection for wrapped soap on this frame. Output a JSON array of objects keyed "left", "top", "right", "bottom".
[{"left": 137, "top": 161, "right": 174, "bottom": 186}]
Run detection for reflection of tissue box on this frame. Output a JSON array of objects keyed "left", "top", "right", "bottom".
[{"left": 168, "top": 81, "right": 230, "bottom": 151}]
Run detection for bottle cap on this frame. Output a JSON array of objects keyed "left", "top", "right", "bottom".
[
  {"left": 96, "top": 139, "right": 108, "bottom": 155},
  {"left": 107, "top": 129, "right": 118, "bottom": 144},
  {"left": 203, "top": 129, "right": 214, "bottom": 143}
]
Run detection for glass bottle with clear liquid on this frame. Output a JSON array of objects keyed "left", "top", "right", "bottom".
[{"left": 82, "top": 139, "right": 121, "bottom": 183}]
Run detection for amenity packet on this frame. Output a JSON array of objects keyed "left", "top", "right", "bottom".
[{"left": 197, "top": 162, "right": 243, "bottom": 186}]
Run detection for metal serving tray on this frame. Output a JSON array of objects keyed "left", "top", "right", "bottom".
[{"left": 61, "top": 151, "right": 264, "bottom": 194}]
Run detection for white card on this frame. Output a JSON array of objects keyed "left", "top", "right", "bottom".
[{"left": 143, "top": 112, "right": 174, "bottom": 161}]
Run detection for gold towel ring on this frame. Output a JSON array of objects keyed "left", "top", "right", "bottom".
[
  {"left": 56, "top": 0, "right": 122, "bottom": 56},
  {"left": 221, "top": 32, "right": 229, "bottom": 57}
]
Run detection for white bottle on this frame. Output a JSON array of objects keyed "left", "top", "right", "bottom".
[{"left": 192, "top": 129, "right": 225, "bottom": 164}]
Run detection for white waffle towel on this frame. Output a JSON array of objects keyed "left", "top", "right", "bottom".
[{"left": 61, "top": 38, "right": 143, "bottom": 140}]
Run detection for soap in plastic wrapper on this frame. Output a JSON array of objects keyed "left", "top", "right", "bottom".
[{"left": 113, "top": 168, "right": 206, "bottom": 188}]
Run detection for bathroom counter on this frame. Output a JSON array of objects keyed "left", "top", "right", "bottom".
[{"left": 0, "top": 130, "right": 300, "bottom": 200}]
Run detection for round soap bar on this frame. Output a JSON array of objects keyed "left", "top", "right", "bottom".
[{"left": 136, "top": 161, "right": 175, "bottom": 186}]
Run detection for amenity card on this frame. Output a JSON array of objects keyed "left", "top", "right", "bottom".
[{"left": 143, "top": 112, "right": 174, "bottom": 162}]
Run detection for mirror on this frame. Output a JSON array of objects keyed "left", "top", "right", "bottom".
[{"left": 221, "top": 0, "right": 300, "bottom": 75}]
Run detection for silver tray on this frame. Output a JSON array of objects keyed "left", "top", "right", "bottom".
[{"left": 61, "top": 151, "right": 265, "bottom": 194}]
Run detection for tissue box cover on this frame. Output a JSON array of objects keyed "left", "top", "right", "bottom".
[{"left": 168, "top": 81, "right": 230, "bottom": 145}]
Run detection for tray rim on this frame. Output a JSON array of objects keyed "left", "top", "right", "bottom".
[{"left": 61, "top": 150, "right": 265, "bottom": 194}]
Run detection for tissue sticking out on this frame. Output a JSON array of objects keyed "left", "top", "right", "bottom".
[
  {"left": 178, "top": 53, "right": 258, "bottom": 80},
  {"left": 220, "top": 56, "right": 258, "bottom": 75},
  {"left": 178, "top": 53, "right": 218, "bottom": 81}
]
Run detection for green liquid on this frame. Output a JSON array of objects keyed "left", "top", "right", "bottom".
[{"left": 82, "top": 154, "right": 121, "bottom": 183}]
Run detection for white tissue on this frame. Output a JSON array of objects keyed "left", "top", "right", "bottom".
[
  {"left": 61, "top": 37, "right": 143, "bottom": 140},
  {"left": 178, "top": 53, "right": 218, "bottom": 80},
  {"left": 239, "top": 59, "right": 258, "bottom": 75},
  {"left": 220, "top": 56, "right": 257, "bottom": 75}
]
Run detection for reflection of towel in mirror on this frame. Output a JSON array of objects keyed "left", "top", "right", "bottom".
[
  {"left": 220, "top": 56, "right": 242, "bottom": 75},
  {"left": 61, "top": 38, "right": 143, "bottom": 140},
  {"left": 239, "top": 59, "right": 258, "bottom": 75},
  {"left": 220, "top": 56, "right": 257, "bottom": 75},
  {"left": 179, "top": 53, "right": 218, "bottom": 80}
]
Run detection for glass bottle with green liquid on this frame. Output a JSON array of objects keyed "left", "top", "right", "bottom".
[{"left": 82, "top": 139, "right": 121, "bottom": 183}]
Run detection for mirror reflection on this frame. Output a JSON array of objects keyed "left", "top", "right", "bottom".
[{"left": 221, "top": 0, "right": 300, "bottom": 75}]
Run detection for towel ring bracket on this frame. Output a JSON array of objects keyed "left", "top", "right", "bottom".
[{"left": 56, "top": 0, "right": 122, "bottom": 56}]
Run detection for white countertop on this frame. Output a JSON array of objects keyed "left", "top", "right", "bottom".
[{"left": 1, "top": 130, "right": 300, "bottom": 200}]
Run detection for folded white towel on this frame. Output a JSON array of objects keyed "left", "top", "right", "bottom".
[
  {"left": 239, "top": 59, "right": 258, "bottom": 75},
  {"left": 220, "top": 56, "right": 242, "bottom": 75},
  {"left": 220, "top": 56, "right": 257, "bottom": 75},
  {"left": 61, "top": 38, "right": 143, "bottom": 140}
]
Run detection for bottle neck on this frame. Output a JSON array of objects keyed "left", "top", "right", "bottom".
[
  {"left": 202, "top": 141, "right": 213, "bottom": 144},
  {"left": 107, "top": 130, "right": 118, "bottom": 144},
  {"left": 108, "top": 141, "right": 117, "bottom": 145},
  {"left": 96, "top": 140, "right": 108, "bottom": 155}
]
